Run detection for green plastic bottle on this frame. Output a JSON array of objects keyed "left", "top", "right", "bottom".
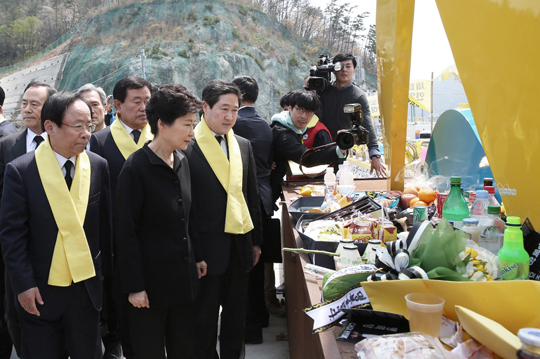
[
  {"left": 498, "top": 216, "right": 530, "bottom": 280},
  {"left": 442, "top": 176, "right": 469, "bottom": 229}
]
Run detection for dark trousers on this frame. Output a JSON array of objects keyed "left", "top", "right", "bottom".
[
  {"left": 0, "top": 263, "right": 13, "bottom": 359},
  {"left": 17, "top": 280, "right": 100, "bottom": 359},
  {"left": 195, "top": 247, "right": 249, "bottom": 359},
  {"left": 4, "top": 273, "right": 21, "bottom": 358},
  {"left": 245, "top": 259, "right": 268, "bottom": 339},
  {"left": 101, "top": 275, "right": 121, "bottom": 355},
  {"left": 127, "top": 301, "right": 198, "bottom": 359}
]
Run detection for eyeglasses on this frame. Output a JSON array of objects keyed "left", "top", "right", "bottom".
[
  {"left": 62, "top": 123, "right": 96, "bottom": 132},
  {"left": 294, "top": 107, "right": 314, "bottom": 116}
]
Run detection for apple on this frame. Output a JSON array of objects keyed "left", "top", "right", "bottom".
[{"left": 400, "top": 194, "right": 418, "bottom": 209}]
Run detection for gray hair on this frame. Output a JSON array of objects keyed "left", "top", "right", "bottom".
[{"left": 77, "top": 83, "right": 107, "bottom": 105}]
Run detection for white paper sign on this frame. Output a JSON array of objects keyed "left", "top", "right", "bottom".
[{"left": 304, "top": 284, "right": 371, "bottom": 333}]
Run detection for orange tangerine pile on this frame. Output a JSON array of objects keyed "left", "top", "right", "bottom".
[{"left": 404, "top": 186, "right": 437, "bottom": 208}]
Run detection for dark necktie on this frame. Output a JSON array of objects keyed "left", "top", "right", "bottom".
[
  {"left": 64, "top": 161, "right": 73, "bottom": 190},
  {"left": 215, "top": 135, "right": 228, "bottom": 159},
  {"left": 34, "top": 135, "right": 44, "bottom": 147},
  {"left": 132, "top": 130, "right": 141, "bottom": 143}
]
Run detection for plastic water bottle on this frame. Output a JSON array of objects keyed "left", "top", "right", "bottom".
[
  {"left": 478, "top": 206, "right": 505, "bottom": 255},
  {"left": 462, "top": 218, "right": 480, "bottom": 244},
  {"left": 498, "top": 216, "right": 529, "bottom": 280},
  {"left": 484, "top": 186, "right": 500, "bottom": 207},
  {"left": 470, "top": 190, "right": 490, "bottom": 218},
  {"left": 324, "top": 167, "right": 336, "bottom": 195},
  {"left": 335, "top": 164, "right": 343, "bottom": 184},
  {"left": 339, "top": 162, "right": 354, "bottom": 186},
  {"left": 442, "top": 176, "right": 469, "bottom": 229}
]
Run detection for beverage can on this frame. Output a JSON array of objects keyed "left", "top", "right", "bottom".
[
  {"left": 436, "top": 193, "right": 448, "bottom": 218},
  {"left": 413, "top": 206, "right": 428, "bottom": 223},
  {"left": 468, "top": 191, "right": 477, "bottom": 204}
]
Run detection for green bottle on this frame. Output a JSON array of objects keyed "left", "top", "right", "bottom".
[
  {"left": 442, "top": 176, "right": 469, "bottom": 229},
  {"left": 498, "top": 216, "right": 530, "bottom": 280}
]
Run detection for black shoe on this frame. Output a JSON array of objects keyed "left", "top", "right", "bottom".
[
  {"left": 103, "top": 344, "right": 122, "bottom": 359},
  {"left": 244, "top": 325, "right": 263, "bottom": 345},
  {"left": 244, "top": 335, "right": 263, "bottom": 345},
  {"left": 276, "top": 282, "right": 285, "bottom": 294},
  {"left": 103, "top": 354, "right": 121, "bottom": 359}
]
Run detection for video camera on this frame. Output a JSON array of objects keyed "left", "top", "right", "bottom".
[
  {"left": 335, "top": 103, "right": 369, "bottom": 150},
  {"left": 307, "top": 54, "right": 343, "bottom": 91}
]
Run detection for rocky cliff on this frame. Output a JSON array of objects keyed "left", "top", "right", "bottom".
[{"left": 59, "top": 0, "right": 328, "bottom": 119}]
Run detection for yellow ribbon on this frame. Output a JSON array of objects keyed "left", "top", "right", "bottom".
[
  {"left": 194, "top": 117, "right": 254, "bottom": 234},
  {"left": 35, "top": 138, "right": 95, "bottom": 287},
  {"left": 110, "top": 115, "right": 153, "bottom": 160}
]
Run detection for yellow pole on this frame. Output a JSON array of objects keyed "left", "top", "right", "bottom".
[{"left": 376, "top": 0, "right": 416, "bottom": 191}]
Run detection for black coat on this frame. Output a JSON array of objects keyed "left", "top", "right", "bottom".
[
  {"left": 233, "top": 107, "right": 273, "bottom": 217},
  {"left": 0, "top": 121, "right": 18, "bottom": 139},
  {"left": 0, "top": 151, "right": 113, "bottom": 312},
  {"left": 89, "top": 127, "right": 126, "bottom": 217},
  {"left": 183, "top": 135, "right": 263, "bottom": 276},
  {"left": 0, "top": 129, "right": 28, "bottom": 203},
  {"left": 115, "top": 144, "right": 202, "bottom": 309}
]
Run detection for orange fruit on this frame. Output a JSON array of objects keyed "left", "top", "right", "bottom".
[
  {"left": 413, "top": 200, "right": 428, "bottom": 207},
  {"left": 403, "top": 186, "right": 420, "bottom": 197},
  {"left": 308, "top": 208, "right": 323, "bottom": 213},
  {"left": 418, "top": 189, "right": 437, "bottom": 204},
  {"left": 409, "top": 197, "right": 420, "bottom": 208}
]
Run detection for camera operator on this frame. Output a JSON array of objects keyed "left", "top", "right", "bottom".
[
  {"left": 270, "top": 90, "right": 347, "bottom": 203},
  {"left": 307, "top": 53, "right": 386, "bottom": 177}
]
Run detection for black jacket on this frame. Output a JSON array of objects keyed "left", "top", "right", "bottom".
[
  {"left": 116, "top": 144, "right": 202, "bottom": 309},
  {"left": 0, "top": 151, "right": 113, "bottom": 311},
  {"left": 270, "top": 122, "right": 341, "bottom": 203},
  {"left": 183, "top": 135, "right": 262, "bottom": 276},
  {"left": 233, "top": 107, "right": 273, "bottom": 217}
]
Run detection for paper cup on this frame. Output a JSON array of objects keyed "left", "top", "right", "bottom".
[
  {"left": 405, "top": 293, "right": 445, "bottom": 338},
  {"left": 336, "top": 185, "right": 355, "bottom": 196}
]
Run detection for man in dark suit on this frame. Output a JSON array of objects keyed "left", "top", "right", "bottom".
[
  {"left": 0, "top": 86, "right": 18, "bottom": 139},
  {"left": 184, "top": 79, "right": 263, "bottom": 359},
  {"left": 89, "top": 76, "right": 152, "bottom": 359},
  {"left": 77, "top": 83, "right": 108, "bottom": 134},
  {"left": 0, "top": 91, "right": 112, "bottom": 359},
  {"left": 231, "top": 76, "right": 284, "bottom": 345},
  {"left": 0, "top": 81, "right": 56, "bottom": 359}
]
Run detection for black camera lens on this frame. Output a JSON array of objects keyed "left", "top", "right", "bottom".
[{"left": 336, "top": 131, "right": 356, "bottom": 150}]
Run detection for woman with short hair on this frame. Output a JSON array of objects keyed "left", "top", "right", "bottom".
[{"left": 116, "top": 84, "right": 206, "bottom": 359}]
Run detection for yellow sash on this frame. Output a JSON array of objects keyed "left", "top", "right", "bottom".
[
  {"left": 194, "top": 117, "right": 254, "bottom": 234},
  {"left": 110, "top": 115, "right": 153, "bottom": 160},
  {"left": 35, "top": 138, "right": 95, "bottom": 286}
]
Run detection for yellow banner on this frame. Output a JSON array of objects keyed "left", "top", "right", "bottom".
[
  {"left": 436, "top": 0, "right": 540, "bottom": 225},
  {"left": 366, "top": 93, "right": 380, "bottom": 117},
  {"left": 408, "top": 80, "right": 432, "bottom": 112},
  {"left": 440, "top": 64, "right": 461, "bottom": 82}
]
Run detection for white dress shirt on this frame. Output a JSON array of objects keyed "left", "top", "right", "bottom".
[
  {"left": 53, "top": 151, "right": 77, "bottom": 178},
  {"left": 211, "top": 130, "right": 228, "bottom": 158},
  {"left": 26, "top": 129, "right": 48, "bottom": 153}
]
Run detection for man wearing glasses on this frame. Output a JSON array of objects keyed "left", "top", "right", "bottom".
[
  {"left": 270, "top": 90, "right": 347, "bottom": 203},
  {"left": 0, "top": 91, "right": 112, "bottom": 359}
]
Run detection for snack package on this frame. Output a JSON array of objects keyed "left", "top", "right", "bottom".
[
  {"left": 355, "top": 332, "right": 446, "bottom": 359},
  {"left": 379, "top": 223, "right": 398, "bottom": 243},
  {"left": 349, "top": 219, "right": 372, "bottom": 243},
  {"left": 374, "top": 219, "right": 393, "bottom": 240}
]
